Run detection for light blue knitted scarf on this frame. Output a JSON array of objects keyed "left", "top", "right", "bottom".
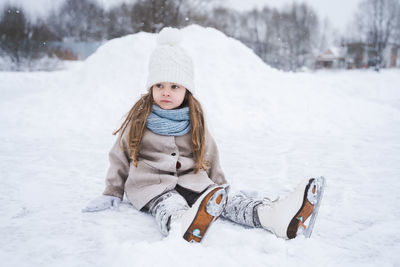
[{"left": 146, "top": 104, "right": 191, "bottom": 136}]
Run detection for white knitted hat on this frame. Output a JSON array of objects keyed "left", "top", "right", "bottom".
[{"left": 145, "top": 27, "right": 195, "bottom": 93}]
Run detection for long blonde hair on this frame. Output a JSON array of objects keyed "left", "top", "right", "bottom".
[{"left": 113, "top": 88, "right": 209, "bottom": 173}]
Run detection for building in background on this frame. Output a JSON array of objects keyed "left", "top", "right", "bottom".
[
  {"left": 315, "top": 48, "right": 345, "bottom": 69},
  {"left": 47, "top": 40, "right": 104, "bottom": 60},
  {"left": 344, "top": 42, "right": 399, "bottom": 69}
]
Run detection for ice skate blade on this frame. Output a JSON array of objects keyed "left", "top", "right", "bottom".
[
  {"left": 302, "top": 177, "right": 325, "bottom": 238},
  {"left": 183, "top": 187, "right": 226, "bottom": 243},
  {"left": 287, "top": 177, "right": 325, "bottom": 239}
]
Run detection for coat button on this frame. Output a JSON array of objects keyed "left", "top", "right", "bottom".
[
  {"left": 176, "top": 161, "right": 181, "bottom": 169},
  {"left": 171, "top": 152, "right": 176, "bottom": 156}
]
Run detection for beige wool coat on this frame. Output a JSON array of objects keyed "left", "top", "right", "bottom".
[{"left": 103, "top": 128, "right": 227, "bottom": 210}]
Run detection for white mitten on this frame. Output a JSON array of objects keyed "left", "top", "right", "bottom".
[{"left": 82, "top": 195, "right": 121, "bottom": 212}]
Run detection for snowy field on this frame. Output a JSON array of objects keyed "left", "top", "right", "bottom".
[{"left": 1, "top": 26, "right": 399, "bottom": 267}]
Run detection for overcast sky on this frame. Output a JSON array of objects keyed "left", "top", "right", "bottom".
[
  {"left": 1, "top": 0, "right": 361, "bottom": 32},
  {"left": 225, "top": 0, "right": 362, "bottom": 32}
]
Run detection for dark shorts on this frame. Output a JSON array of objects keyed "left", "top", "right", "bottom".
[{"left": 141, "top": 184, "right": 205, "bottom": 212}]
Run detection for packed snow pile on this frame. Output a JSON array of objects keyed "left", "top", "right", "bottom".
[{"left": 1, "top": 25, "right": 399, "bottom": 267}]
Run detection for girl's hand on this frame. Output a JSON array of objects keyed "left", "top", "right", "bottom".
[{"left": 82, "top": 195, "right": 121, "bottom": 212}]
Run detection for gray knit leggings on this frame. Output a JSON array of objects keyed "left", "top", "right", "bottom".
[{"left": 143, "top": 187, "right": 263, "bottom": 236}]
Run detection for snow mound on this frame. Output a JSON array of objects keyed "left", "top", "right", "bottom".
[
  {"left": 44, "top": 25, "right": 282, "bottom": 135},
  {"left": 79, "top": 24, "right": 278, "bottom": 95}
]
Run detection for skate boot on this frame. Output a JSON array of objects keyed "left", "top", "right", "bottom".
[
  {"left": 178, "top": 185, "right": 228, "bottom": 243},
  {"left": 257, "top": 177, "right": 325, "bottom": 239}
]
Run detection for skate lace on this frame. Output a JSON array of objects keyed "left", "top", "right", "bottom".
[
  {"left": 170, "top": 209, "right": 186, "bottom": 223},
  {"left": 261, "top": 196, "right": 280, "bottom": 206}
]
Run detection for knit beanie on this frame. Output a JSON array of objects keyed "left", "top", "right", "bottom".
[{"left": 145, "top": 27, "right": 195, "bottom": 94}]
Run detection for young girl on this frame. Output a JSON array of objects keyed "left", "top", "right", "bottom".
[{"left": 83, "top": 27, "right": 325, "bottom": 243}]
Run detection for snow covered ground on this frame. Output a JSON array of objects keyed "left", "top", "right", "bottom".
[{"left": 1, "top": 25, "right": 399, "bottom": 267}]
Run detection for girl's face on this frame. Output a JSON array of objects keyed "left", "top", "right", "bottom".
[{"left": 152, "top": 82, "right": 187, "bottom": 110}]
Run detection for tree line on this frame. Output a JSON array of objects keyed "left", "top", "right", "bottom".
[{"left": 1, "top": 0, "right": 399, "bottom": 71}]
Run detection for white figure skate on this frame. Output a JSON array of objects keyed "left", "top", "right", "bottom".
[{"left": 257, "top": 177, "right": 325, "bottom": 239}]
